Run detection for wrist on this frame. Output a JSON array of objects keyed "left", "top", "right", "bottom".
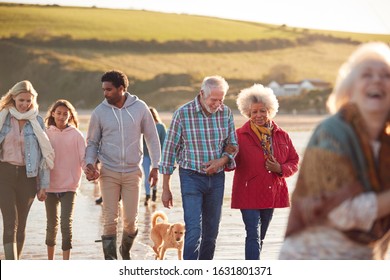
[{"left": 222, "top": 152, "right": 234, "bottom": 163}]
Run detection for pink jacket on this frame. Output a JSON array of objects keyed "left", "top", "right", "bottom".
[
  {"left": 231, "top": 120, "right": 299, "bottom": 209},
  {"left": 46, "top": 125, "right": 86, "bottom": 193}
]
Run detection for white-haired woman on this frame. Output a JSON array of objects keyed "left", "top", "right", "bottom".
[
  {"left": 0, "top": 80, "right": 54, "bottom": 259},
  {"left": 231, "top": 84, "right": 299, "bottom": 260},
  {"left": 279, "top": 42, "right": 390, "bottom": 259}
]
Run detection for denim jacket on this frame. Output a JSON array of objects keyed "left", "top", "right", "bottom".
[{"left": 0, "top": 113, "right": 50, "bottom": 189}]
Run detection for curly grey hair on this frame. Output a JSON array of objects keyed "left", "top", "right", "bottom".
[
  {"left": 236, "top": 84, "right": 279, "bottom": 119},
  {"left": 326, "top": 42, "right": 390, "bottom": 114}
]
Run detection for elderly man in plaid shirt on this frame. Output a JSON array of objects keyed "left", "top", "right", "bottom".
[{"left": 159, "top": 75, "right": 238, "bottom": 260}]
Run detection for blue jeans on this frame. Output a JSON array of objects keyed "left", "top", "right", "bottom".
[
  {"left": 179, "top": 167, "right": 225, "bottom": 260},
  {"left": 240, "top": 208, "right": 274, "bottom": 260},
  {"left": 142, "top": 156, "right": 155, "bottom": 196}
]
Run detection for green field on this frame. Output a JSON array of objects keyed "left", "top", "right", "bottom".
[
  {"left": 1, "top": 3, "right": 389, "bottom": 112},
  {"left": 1, "top": 4, "right": 389, "bottom": 42}
]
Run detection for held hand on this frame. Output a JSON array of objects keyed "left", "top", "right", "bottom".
[
  {"left": 85, "top": 164, "right": 100, "bottom": 181},
  {"left": 203, "top": 158, "right": 227, "bottom": 175},
  {"left": 86, "top": 170, "right": 100, "bottom": 181}
]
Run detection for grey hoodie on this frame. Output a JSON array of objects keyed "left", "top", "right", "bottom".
[{"left": 85, "top": 92, "right": 161, "bottom": 173}]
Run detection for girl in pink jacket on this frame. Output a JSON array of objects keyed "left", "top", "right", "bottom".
[{"left": 44, "top": 100, "right": 86, "bottom": 260}]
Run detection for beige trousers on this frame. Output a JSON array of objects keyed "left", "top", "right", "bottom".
[{"left": 99, "top": 166, "right": 142, "bottom": 236}]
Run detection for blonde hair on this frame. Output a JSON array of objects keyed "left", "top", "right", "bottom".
[
  {"left": 327, "top": 42, "right": 390, "bottom": 114},
  {"left": 0, "top": 80, "right": 38, "bottom": 111},
  {"left": 236, "top": 84, "right": 279, "bottom": 119}
]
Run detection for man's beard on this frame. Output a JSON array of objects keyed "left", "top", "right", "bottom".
[{"left": 202, "top": 97, "right": 220, "bottom": 114}]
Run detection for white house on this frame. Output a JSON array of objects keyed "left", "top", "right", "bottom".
[{"left": 267, "top": 79, "right": 331, "bottom": 96}]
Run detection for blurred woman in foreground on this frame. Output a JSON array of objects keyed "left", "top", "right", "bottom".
[{"left": 279, "top": 42, "right": 390, "bottom": 259}]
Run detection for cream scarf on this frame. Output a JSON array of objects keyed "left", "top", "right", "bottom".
[{"left": 0, "top": 107, "right": 55, "bottom": 169}]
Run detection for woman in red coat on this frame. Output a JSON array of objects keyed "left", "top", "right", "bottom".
[{"left": 231, "top": 84, "right": 299, "bottom": 259}]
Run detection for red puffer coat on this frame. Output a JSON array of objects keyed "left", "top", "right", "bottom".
[{"left": 231, "top": 120, "right": 299, "bottom": 209}]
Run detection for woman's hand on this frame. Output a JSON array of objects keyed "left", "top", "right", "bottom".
[
  {"left": 37, "top": 189, "right": 47, "bottom": 201},
  {"left": 265, "top": 155, "right": 282, "bottom": 174}
]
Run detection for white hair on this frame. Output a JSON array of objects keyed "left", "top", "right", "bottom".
[
  {"left": 327, "top": 42, "right": 390, "bottom": 114},
  {"left": 236, "top": 84, "right": 279, "bottom": 119},
  {"left": 200, "top": 75, "right": 229, "bottom": 98}
]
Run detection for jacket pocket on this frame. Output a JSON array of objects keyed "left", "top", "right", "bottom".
[
  {"left": 125, "top": 145, "right": 142, "bottom": 166},
  {"left": 101, "top": 142, "right": 121, "bottom": 163}
]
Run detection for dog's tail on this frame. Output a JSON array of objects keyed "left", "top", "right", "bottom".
[{"left": 151, "top": 211, "right": 168, "bottom": 227}]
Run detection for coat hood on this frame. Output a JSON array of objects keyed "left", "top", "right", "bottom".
[{"left": 101, "top": 92, "right": 138, "bottom": 109}]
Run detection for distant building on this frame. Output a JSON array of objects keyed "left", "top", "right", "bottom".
[{"left": 268, "top": 79, "right": 331, "bottom": 96}]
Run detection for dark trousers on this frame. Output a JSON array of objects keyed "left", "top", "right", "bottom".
[
  {"left": 45, "top": 192, "right": 76, "bottom": 251},
  {"left": 0, "top": 161, "right": 37, "bottom": 244}
]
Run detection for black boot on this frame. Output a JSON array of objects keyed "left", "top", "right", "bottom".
[
  {"left": 95, "top": 197, "right": 103, "bottom": 205},
  {"left": 144, "top": 195, "right": 150, "bottom": 206},
  {"left": 101, "top": 235, "right": 117, "bottom": 260},
  {"left": 119, "top": 230, "right": 138, "bottom": 260},
  {"left": 152, "top": 189, "right": 157, "bottom": 202}
]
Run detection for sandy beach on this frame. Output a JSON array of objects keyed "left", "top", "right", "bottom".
[{"left": 1, "top": 113, "right": 388, "bottom": 260}]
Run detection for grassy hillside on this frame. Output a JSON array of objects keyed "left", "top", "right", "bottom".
[
  {"left": 0, "top": 4, "right": 301, "bottom": 41},
  {"left": 3, "top": 4, "right": 389, "bottom": 42},
  {"left": 0, "top": 3, "right": 389, "bottom": 112}
]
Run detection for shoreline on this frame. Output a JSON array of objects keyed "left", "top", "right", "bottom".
[{"left": 78, "top": 111, "right": 328, "bottom": 132}]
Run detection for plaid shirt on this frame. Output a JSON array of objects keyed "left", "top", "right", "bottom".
[{"left": 159, "top": 95, "right": 237, "bottom": 175}]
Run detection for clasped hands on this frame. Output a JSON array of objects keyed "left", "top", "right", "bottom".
[{"left": 84, "top": 163, "right": 100, "bottom": 181}]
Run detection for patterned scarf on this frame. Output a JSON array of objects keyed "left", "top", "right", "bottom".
[
  {"left": 341, "top": 103, "right": 386, "bottom": 192},
  {"left": 250, "top": 120, "right": 273, "bottom": 159}
]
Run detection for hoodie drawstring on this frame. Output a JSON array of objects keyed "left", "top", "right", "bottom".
[
  {"left": 111, "top": 107, "right": 121, "bottom": 132},
  {"left": 125, "top": 108, "right": 135, "bottom": 124}
]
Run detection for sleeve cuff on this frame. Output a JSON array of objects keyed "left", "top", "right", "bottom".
[{"left": 222, "top": 152, "right": 234, "bottom": 162}]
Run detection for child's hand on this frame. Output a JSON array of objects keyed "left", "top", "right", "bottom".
[{"left": 85, "top": 164, "right": 100, "bottom": 181}]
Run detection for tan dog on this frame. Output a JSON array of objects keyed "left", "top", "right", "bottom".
[{"left": 150, "top": 211, "right": 185, "bottom": 260}]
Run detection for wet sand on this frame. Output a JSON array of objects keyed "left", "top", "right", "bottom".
[
  {"left": 1, "top": 113, "right": 388, "bottom": 260},
  {"left": 0, "top": 171, "right": 292, "bottom": 260}
]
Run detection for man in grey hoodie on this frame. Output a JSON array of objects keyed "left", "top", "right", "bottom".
[{"left": 84, "top": 70, "right": 161, "bottom": 260}]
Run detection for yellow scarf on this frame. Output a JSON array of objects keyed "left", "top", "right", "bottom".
[{"left": 250, "top": 120, "right": 273, "bottom": 159}]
